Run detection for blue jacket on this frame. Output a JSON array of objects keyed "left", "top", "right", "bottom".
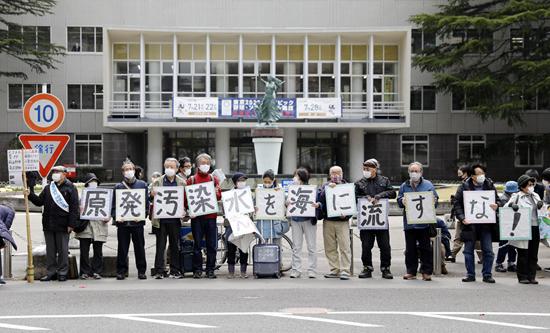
[
  {"left": 0, "top": 205, "right": 17, "bottom": 250},
  {"left": 111, "top": 179, "right": 149, "bottom": 227},
  {"left": 397, "top": 178, "right": 439, "bottom": 230}
]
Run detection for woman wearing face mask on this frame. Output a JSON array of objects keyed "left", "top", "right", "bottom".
[
  {"left": 177, "top": 157, "right": 193, "bottom": 180},
  {"left": 541, "top": 168, "right": 550, "bottom": 205},
  {"left": 224, "top": 172, "right": 251, "bottom": 278},
  {"left": 505, "top": 175, "right": 544, "bottom": 284},
  {"left": 76, "top": 173, "right": 110, "bottom": 280}
]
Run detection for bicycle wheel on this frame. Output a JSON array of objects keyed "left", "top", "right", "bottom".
[{"left": 215, "top": 232, "right": 227, "bottom": 270}]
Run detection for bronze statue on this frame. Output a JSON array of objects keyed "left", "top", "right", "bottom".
[{"left": 255, "top": 75, "right": 285, "bottom": 126}]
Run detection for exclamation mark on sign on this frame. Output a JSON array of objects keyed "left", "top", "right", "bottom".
[{"left": 511, "top": 211, "right": 521, "bottom": 237}]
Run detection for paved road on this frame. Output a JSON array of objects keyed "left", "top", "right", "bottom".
[{"left": 2, "top": 213, "right": 550, "bottom": 332}]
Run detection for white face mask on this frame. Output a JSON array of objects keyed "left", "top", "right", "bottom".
[
  {"left": 543, "top": 180, "right": 550, "bottom": 189},
  {"left": 165, "top": 168, "right": 176, "bottom": 177},
  {"left": 88, "top": 182, "right": 98, "bottom": 189},
  {"left": 476, "top": 175, "right": 486, "bottom": 184},
  {"left": 409, "top": 172, "right": 421, "bottom": 182},
  {"left": 527, "top": 186, "right": 535, "bottom": 194},
  {"left": 124, "top": 170, "right": 135, "bottom": 179},
  {"left": 236, "top": 181, "right": 247, "bottom": 189},
  {"left": 293, "top": 176, "right": 301, "bottom": 184},
  {"left": 184, "top": 168, "right": 192, "bottom": 176},
  {"left": 51, "top": 173, "right": 61, "bottom": 183},
  {"left": 199, "top": 164, "right": 210, "bottom": 173},
  {"left": 363, "top": 171, "right": 372, "bottom": 179}
]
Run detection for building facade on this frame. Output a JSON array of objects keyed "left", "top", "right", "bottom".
[{"left": 1, "top": 0, "right": 548, "bottom": 183}]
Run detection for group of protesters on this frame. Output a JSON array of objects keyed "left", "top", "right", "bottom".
[{"left": 1, "top": 154, "right": 549, "bottom": 286}]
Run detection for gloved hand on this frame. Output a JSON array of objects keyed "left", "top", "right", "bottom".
[
  {"left": 537, "top": 200, "right": 544, "bottom": 210},
  {"left": 511, "top": 204, "right": 519, "bottom": 212}
]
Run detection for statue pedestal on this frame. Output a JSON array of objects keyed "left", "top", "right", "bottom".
[{"left": 251, "top": 127, "right": 283, "bottom": 175}]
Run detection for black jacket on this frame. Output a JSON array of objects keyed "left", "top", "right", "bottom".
[
  {"left": 452, "top": 177, "right": 501, "bottom": 242},
  {"left": 354, "top": 175, "right": 396, "bottom": 200},
  {"left": 28, "top": 180, "right": 79, "bottom": 233}
]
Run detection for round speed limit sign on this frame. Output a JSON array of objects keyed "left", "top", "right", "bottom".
[{"left": 23, "top": 93, "right": 65, "bottom": 134}]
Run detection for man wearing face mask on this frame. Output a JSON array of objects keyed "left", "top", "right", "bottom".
[
  {"left": 453, "top": 163, "right": 500, "bottom": 283},
  {"left": 186, "top": 153, "right": 222, "bottom": 279},
  {"left": 318, "top": 166, "right": 353, "bottom": 280},
  {"left": 151, "top": 158, "right": 186, "bottom": 279},
  {"left": 28, "top": 166, "right": 79, "bottom": 282},
  {"left": 354, "top": 158, "right": 396, "bottom": 279},
  {"left": 111, "top": 159, "right": 149, "bottom": 280},
  {"left": 178, "top": 157, "right": 193, "bottom": 181},
  {"left": 397, "top": 162, "right": 439, "bottom": 281}
]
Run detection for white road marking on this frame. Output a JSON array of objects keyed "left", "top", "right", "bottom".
[
  {"left": 105, "top": 315, "right": 216, "bottom": 329},
  {"left": 261, "top": 312, "right": 382, "bottom": 328},
  {"left": 0, "top": 322, "right": 49, "bottom": 331},
  {"left": 411, "top": 313, "right": 547, "bottom": 330}
]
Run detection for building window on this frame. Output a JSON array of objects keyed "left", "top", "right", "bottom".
[
  {"left": 8, "top": 25, "right": 50, "bottom": 51},
  {"left": 307, "top": 44, "right": 333, "bottom": 98},
  {"left": 452, "top": 87, "right": 466, "bottom": 111},
  {"left": 144, "top": 44, "right": 173, "bottom": 105},
  {"left": 412, "top": 29, "right": 436, "bottom": 54},
  {"left": 242, "top": 44, "right": 271, "bottom": 98},
  {"left": 510, "top": 28, "right": 550, "bottom": 55},
  {"left": 113, "top": 43, "right": 141, "bottom": 108},
  {"left": 177, "top": 43, "right": 207, "bottom": 97},
  {"left": 515, "top": 135, "right": 544, "bottom": 167},
  {"left": 230, "top": 130, "right": 257, "bottom": 174},
  {"left": 523, "top": 89, "right": 550, "bottom": 111},
  {"left": 67, "top": 27, "right": 102, "bottom": 52},
  {"left": 273, "top": 44, "right": 303, "bottom": 98},
  {"left": 67, "top": 85, "right": 103, "bottom": 110},
  {"left": 163, "top": 130, "right": 215, "bottom": 163},
  {"left": 457, "top": 135, "right": 486, "bottom": 162},
  {"left": 75, "top": 134, "right": 103, "bottom": 166},
  {"left": 401, "top": 135, "right": 429, "bottom": 166},
  {"left": 411, "top": 85, "right": 435, "bottom": 111},
  {"left": 210, "top": 43, "right": 239, "bottom": 97},
  {"left": 8, "top": 84, "right": 51, "bottom": 109},
  {"left": 450, "top": 29, "right": 494, "bottom": 53},
  {"left": 298, "top": 131, "right": 349, "bottom": 175}
]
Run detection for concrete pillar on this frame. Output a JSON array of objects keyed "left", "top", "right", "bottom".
[
  {"left": 271, "top": 35, "right": 276, "bottom": 76},
  {"left": 282, "top": 128, "right": 298, "bottom": 175},
  {"left": 285, "top": 62, "right": 296, "bottom": 97},
  {"left": 139, "top": 33, "right": 145, "bottom": 117},
  {"left": 172, "top": 34, "right": 178, "bottom": 102},
  {"left": 352, "top": 63, "right": 364, "bottom": 105},
  {"left": 335, "top": 35, "right": 341, "bottom": 98},
  {"left": 206, "top": 34, "right": 211, "bottom": 97},
  {"left": 238, "top": 34, "right": 244, "bottom": 98},
  {"left": 147, "top": 127, "right": 163, "bottom": 180},
  {"left": 303, "top": 35, "right": 308, "bottom": 97},
  {"left": 215, "top": 128, "right": 230, "bottom": 173},
  {"left": 215, "top": 63, "right": 226, "bottom": 96},
  {"left": 349, "top": 128, "right": 365, "bottom": 182},
  {"left": 368, "top": 35, "right": 374, "bottom": 118}
]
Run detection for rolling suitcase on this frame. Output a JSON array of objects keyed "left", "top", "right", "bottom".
[
  {"left": 180, "top": 228, "right": 194, "bottom": 274},
  {"left": 253, "top": 220, "right": 281, "bottom": 278}
]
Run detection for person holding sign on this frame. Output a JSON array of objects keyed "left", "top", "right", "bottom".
[
  {"left": 75, "top": 173, "right": 110, "bottom": 280},
  {"left": 318, "top": 166, "right": 353, "bottom": 280},
  {"left": 397, "top": 162, "right": 438, "bottom": 281},
  {"left": 0, "top": 205, "right": 17, "bottom": 285},
  {"left": 453, "top": 164, "right": 500, "bottom": 283},
  {"left": 354, "top": 159, "right": 396, "bottom": 279},
  {"left": 186, "top": 153, "right": 222, "bottom": 279},
  {"left": 255, "top": 169, "right": 289, "bottom": 245},
  {"left": 505, "top": 175, "right": 544, "bottom": 284},
  {"left": 111, "top": 160, "right": 149, "bottom": 280},
  {"left": 150, "top": 158, "right": 186, "bottom": 279},
  {"left": 494, "top": 181, "right": 518, "bottom": 273},
  {"left": 27, "top": 166, "right": 79, "bottom": 282}
]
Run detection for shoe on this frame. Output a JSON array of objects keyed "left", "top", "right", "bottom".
[
  {"left": 544, "top": 267, "right": 550, "bottom": 273},
  {"left": 449, "top": 256, "right": 456, "bottom": 263},
  {"left": 441, "top": 265, "right": 448, "bottom": 275},
  {"left": 529, "top": 279, "right": 539, "bottom": 285},
  {"left": 40, "top": 274, "right": 57, "bottom": 282},
  {"left": 154, "top": 273, "right": 164, "bottom": 280},
  {"left": 116, "top": 274, "right": 125, "bottom": 280},
  {"left": 477, "top": 260, "right": 483, "bottom": 264},
  {"left": 206, "top": 271, "right": 217, "bottom": 279},
  {"left": 444, "top": 256, "right": 455, "bottom": 262},
  {"left": 92, "top": 273, "right": 102, "bottom": 280},
  {"left": 495, "top": 264, "right": 506, "bottom": 273},
  {"left": 169, "top": 271, "right": 183, "bottom": 279},
  {"left": 422, "top": 273, "right": 432, "bottom": 281},
  {"left": 381, "top": 268, "right": 393, "bottom": 280},
  {"left": 138, "top": 273, "right": 147, "bottom": 280},
  {"left": 358, "top": 268, "right": 373, "bottom": 279},
  {"left": 0, "top": 279, "right": 5, "bottom": 285},
  {"left": 339, "top": 273, "right": 350, "bottom": 280},
  {"left": 227, "top": 272, "right": 235, "bottom": 279},
  {"left": 482, "top": 276, "right": 495, "bottom": 283},
  {"left": 308, "top": 271, "right": 316, "bottom": 279},
  {"left": 58, "top": 275, "right": 67, "bottom": 282},
  {"left": 462, "top": 276, "right": 476, "bottom": 282},
  {"left": 403, "top": 273, "right": 416, "bottom": 280},
  {"left": 80, "top": 274, "right": 91, "bottom": 280},
  {"left": 193, "top": 272, "right": 202, "bottom": 279},
  {"left": 324, "top": 273, "right": 340, "bottom": 279},
  {"left": 519, "top": 279, "right": 530, "bottom": 284},
  {"left": 240, "top": 272, "right": 249, "bottom": 279},
  {"left": 290, "top": 271, "right": 301, "bottom": 278},
  {"left": 537, "top": 264, "right": 542, "bottom": 271},
  {"left": 507, "top": 264, "right": 517, "bottom": 272}
]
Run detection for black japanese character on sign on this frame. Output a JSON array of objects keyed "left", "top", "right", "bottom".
[
  {"left": 224, "top": 190, "right": 251, "bottom": 214},
  {"left": 289, "top": 187, "right": 314, "bottom": 215},
  {"left": 188, "top": 185, "right": 215, "bottom": 214},
  {"left": 119, "top": 191, "right": 143, "bottom": 217},
  {"left": 360, "top": 203, "right": 384, "bottom": 227},
  {"left": 155, "top": 189, "right": 179, "bottom": 217},
  {"left": 263, "top": 193, "right": 277, "bottom": 216},
  {"left": 84, "top": 191, "right": 108, "bottom": 217},
  {"left": 411, "top": 195, "right": 425, "bottom": 219},
  {"left": 332, "top": 192, "right": 351, "bottom": 212},
  {"left": 469, "top": 196, "right": 489, "bottom": 219}
]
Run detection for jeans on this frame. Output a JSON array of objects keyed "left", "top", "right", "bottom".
[
  {"left": 495, "top": 241, "right": 517, "bottom": 265},
  {"left": 464, "top": 228, "right": 494, "bottom": 278},
  {"left": 191, "top": 217, "right": 218, "bottom": 273},
  {"left": 360, "top": 229, "right": 391, "bottom": 270}
]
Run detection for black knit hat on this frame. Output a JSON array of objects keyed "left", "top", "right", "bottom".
[
  {"left": 84, "top": 173, "right": 100, "bottom": 186},
  {"left": 517, "top": 174, "right": 535, "bottom": 189}
]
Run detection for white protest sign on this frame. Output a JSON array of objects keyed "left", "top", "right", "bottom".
[
  {"left": 463, "top": 190, "right": 497, "bottom": 224},
  {"left": 296, "top": 97, "right": 341, "bottom": 118},
  {"left": 404, "top": 191, "right": 437, "bottom": 224},
  {"left": 222, "top": 187, "right": 254, "bottom": 216},
  {"left": 255, "top": 187, "right": 286, "bottom": 220},
  {"left": 8, "top": 171, "right": 23, "bottom": 186},
  {"left": 286, "top": 185, "right": 318, "bottom": 218},
  {"left": 357, "top": 198, "right": 389, "bottom": 230},
  {"left": 227, "top": 214, "right": 260, "bottom": 238},
  {"left": 7, "top": 149, "right": 40, "bottom": 172},
  {"left": 185, "top": 181, "right": 219, "bottom": 217},
  {"left": 173, "top": 97, "right": 218, "bottom": 118},
  {"left": 325, "top": 183, "right": 357, "bottom": 218},
  {"left": 115, "top": 189, "right": 146, "bottom": 221},
  {"left": 499, "top": 207, "right": 532, "bottom": 241},
  {"left": 81, "top": 188, "right": 113, "bottom": 220},
  {"left": 153, "top": 186, "right": 185, "bottom": 219}
]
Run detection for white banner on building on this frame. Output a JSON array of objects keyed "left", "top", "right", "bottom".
[
  {"left": 296, "top": 98, "right": 341, "bottom": 118},
  {"left": 173, "top": 97, "right": 219, "bottom": 118}
]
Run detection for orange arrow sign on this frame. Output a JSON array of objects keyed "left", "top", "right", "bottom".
[{"left": 19, "top": 134, "right": 70, "bottom": 178}]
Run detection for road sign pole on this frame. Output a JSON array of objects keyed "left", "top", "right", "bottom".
[{"left": 21, "top": 149, "right": 34, "bottom": 283}]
